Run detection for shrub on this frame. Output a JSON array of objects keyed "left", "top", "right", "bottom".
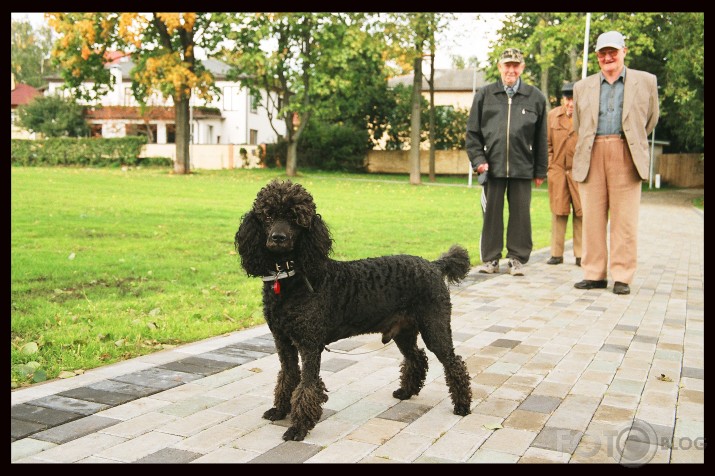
[
  {"left": 298, "top": 121, "right": 370, "bottom": 171},
  {"left": 16, "top": 95, "right": 89, "bottom": 137},
  {"left": 10, "top": 137, "right": 157, "bottom": 167}
]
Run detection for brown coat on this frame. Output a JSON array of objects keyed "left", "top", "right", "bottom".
[{"left": 547, "top": 105, "right": 581, "bottom": 216}]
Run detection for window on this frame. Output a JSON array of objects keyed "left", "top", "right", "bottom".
[
  {"left": 207, "top": 125, "right": 213, "bottom": 144},
  {"left": 166, "top": 123, "right": 176, "bottom": 144},
  {"left": 90, "top": 124, "right": 103, "bottom": 138},
  {"left": 126, "top": 123, "right": 157, "bottom": 143},
  {"left": 223, "top": 86, "right": 242, "bottom": 111},
  {"left": 249, "top": 129, "right": 258, "bottom": 145},
  {"left": 124, "top": 88, "right": 134, "bottom": 106},
  {"left": 250, "top": 91, "right": 261, "bottom": 113}
]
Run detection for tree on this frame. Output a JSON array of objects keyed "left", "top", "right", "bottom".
[
  {"left": 222, "top": 13, "right": 381, "bottom": 177},
  {"left": 11, "top": 19, "right": 57, "bottom": 88},
  {"left": 46, "top": 12, "right": 229, "bottom": 174},
  {"left": 17, "top": 95, "right": 89, "bottom": 137}
]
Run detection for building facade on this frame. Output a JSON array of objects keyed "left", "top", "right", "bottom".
[{"left": 43, "top": 54, "right": 286, "bottom": 147}]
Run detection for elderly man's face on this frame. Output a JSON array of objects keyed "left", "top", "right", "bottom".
[
  {"left": 562, "top": 96, "right": 574, "bottom": 117},
  {"left": 498, "top": 61, "right": 525, "bottom": 87},
  {"left": 596, "top": 47, "right": 626, "bottom": 75}
]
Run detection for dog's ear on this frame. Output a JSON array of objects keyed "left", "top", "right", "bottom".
[
  {"left": 235, "top": 210, "right": 272, "bottom": 277},
  {"left": 295, "top": 213, "right": 333, "bottom": 274}
]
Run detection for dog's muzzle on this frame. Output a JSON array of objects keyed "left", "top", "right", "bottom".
[{"left": 266, "top": 220, "right": 294, "bottom": 252}]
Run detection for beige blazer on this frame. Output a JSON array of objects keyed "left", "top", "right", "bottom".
[{"left": 572, "top": 68, "right": 659, "bottom": 181}]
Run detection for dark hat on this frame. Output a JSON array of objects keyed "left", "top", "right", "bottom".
[
  {"left": 498, "top": 48, "right": 524, "bottom": 65},
  {"left": 561, "top": 82, "right": 574, "bottom": 97}
]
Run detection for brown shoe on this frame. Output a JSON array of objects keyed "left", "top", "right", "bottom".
[
  {"left": 613, "top": 282, "right": 630, "bottom": 295},
  {"left": 547, "top": 256, "right": 563, "bottom": 265},
  {"left": 574, "top": 279, "right": 607, "bottom": 290}
]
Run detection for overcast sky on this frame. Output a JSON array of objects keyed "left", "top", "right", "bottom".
[{"left": 11, "top": 12, "right": 505, "bottom": 69}]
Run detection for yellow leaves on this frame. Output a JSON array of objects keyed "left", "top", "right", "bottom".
[
  {"left": 134, "top": 52, "right": 215, "bottom": 101},
  {"left": 183, "top": 13, "right": 196, "bottom": 31},
  {"left": 156, "top": 13, "right": 196, "bottom": 34},
  {"left": 81, "top": 45, "right": 92, "bottom": 61},
  {"left": 157, "top": 13, "right": 181, "bottom": 33},
  {"left": 76, "top": 19, "right": 97, "bottom": 45},
  {"left": 118, "top": 13, "right": 146, "bottom": 48}
]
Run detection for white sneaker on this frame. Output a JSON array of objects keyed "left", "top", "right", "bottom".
[
  {"left": 508, "top": 258, "right": 524, "bottom": 276},
  {"left": 478, "top": 260, "right": 500, "bottom": 274}
]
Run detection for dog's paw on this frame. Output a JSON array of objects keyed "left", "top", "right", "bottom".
[
  {"left": 453, "top": 404, "right": 471, "bottom": 416},
  {"left": 282, "top": 426, "right": 308, "bottom": 441},
  {"left": 392, "top": 388, "right": 413, "bottom": 400},
  {"left": 263, "top": 408, "right": 288, "bottom": 421}
]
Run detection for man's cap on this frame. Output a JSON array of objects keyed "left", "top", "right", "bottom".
[
  {"left": 595, "top": 31, "right": 625, "bottom": 51},
  {"left": 561, "top": 82, "right": 574, "bottom": 97},
  {"left": 498, "top": 48, "right": 524, "bottom": 65}
]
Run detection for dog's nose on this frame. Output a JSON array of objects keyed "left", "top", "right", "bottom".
[{"left": 270, "top": 232, "right": 287, "bottom": 243}]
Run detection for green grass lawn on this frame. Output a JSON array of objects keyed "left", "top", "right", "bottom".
[{"left": 11, "top": 166, "right": 556, "bottom": 388}]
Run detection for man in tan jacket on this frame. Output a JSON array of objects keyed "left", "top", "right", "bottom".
[
  {"left": 572, "top": 31, "right": 659, "bottom": 295},
  {"left": 546, "top": 82, "right": 581, "bottom": 267}
]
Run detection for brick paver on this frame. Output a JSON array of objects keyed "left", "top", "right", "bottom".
[{"left": 10, "top": 189, "right": 704, "bottom": 464}]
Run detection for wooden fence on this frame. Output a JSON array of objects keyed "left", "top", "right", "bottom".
[{"left": 657, "top": 153, "right": 704, "bottom": 188}]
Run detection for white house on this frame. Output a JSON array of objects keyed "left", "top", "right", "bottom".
[
  {"left": 387, "top": 68, "right": 486, "bottom": 110},
  {"left": 11, "top": 74, "right": 43, "bottom": 139},
  {"left": 43, "top": 53, "right": 286, "bottom": 148}
]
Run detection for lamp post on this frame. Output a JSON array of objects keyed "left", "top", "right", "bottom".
[{"left": 582, "top": 13, "right": 591, "bottom": 79}]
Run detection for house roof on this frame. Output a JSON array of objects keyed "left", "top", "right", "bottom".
[
  {"left": 45, "top": 56, "right": 234, "bottom": 82},
  {"left": 388, "top": 68, "right": 487, "bottom": 92},
  {"left": 84, "top": 105, "right": 222, "bottom": 121},
  {"left": 11, "top": 83, "right": 41, "bottom": 107}
]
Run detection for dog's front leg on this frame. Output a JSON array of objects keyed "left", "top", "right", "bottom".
[
  {"left": 283, "top": 346, "right": 328, "bottom": 441},
  {"left": 263, "top": 334, "right": 300, "bottom": 421}
]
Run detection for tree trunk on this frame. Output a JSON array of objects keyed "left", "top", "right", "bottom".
[
  {"left": 568, "top": 47, "right": 579, "bottom": 81},
  {"left": 174, "top": 95, "right": 191, "bottom": 174},
  {"left": 409, "top": 51, "right": 422, "bottom": 185},
  {"left": 286, "top": 139, "right": 298, "bottom": 177}
]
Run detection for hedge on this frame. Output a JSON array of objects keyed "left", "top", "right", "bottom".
[{"left": 10, "top": 137, "right": 172, "bottom": 168}]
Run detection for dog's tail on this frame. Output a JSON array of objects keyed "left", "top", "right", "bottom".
[{"left": 433, "top": 244, "right": 471, "bottom": 285}]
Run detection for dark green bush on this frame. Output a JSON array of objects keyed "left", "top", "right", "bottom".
[
  {"left": 297, "top": 121, "right": 369, "bottom": 171},
  {"left": 264, "top": 141, "right": 287, "bottom": 168},
  {"left": 10, "top": 137, "right": 168, "bottom": 167}
]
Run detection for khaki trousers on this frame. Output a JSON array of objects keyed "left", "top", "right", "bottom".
[
  {"left": 579, "top": 135, "right": 642, "bottom": 284},
  {"left": 550, "top": 213, "right": 582, "bottom": 259}
]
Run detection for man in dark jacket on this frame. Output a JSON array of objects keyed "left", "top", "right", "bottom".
[{"left": 466, "top": 47, "right": 548, "bottom": 276}]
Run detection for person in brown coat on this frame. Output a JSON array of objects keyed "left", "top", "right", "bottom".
[{"left": 546, "top": 82, "right": 582, "bottom": 267}]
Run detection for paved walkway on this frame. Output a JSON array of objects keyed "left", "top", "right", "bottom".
[{"left": 11, "top": 189, "right": 704, "bottom": 464}]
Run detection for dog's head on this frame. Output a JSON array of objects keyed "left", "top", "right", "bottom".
[
  {"left": 235, "top": 180, "right": 333, "bottom": 277},
  {"left": 253, "top": 180, "right": 317, "bottom": 253}
]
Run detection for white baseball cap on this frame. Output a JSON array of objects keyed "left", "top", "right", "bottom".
[{"left": 595, "top": 31, "right": 625, "bottom": 51}]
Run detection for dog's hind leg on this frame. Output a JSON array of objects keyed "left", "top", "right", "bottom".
[
  {"left": 283, "top": 346, "right": 328, "bottom": 441},
  {"left": 392, "top": 328, "right": 429, "bottom": 400},
  {"left": 419, "top": 312, "right": 472, "bottom": 416},
  {"left": 263, "top": 334, "right": 300, "bottom": 421}
]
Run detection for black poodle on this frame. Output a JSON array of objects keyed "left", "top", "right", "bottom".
[{"left": 235, "top": 179, "right": 472, "bottom": 441}]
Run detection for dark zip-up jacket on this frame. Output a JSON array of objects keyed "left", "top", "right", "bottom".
[{"left": 466, "top": 80, "right": 548, "bottom": 180}]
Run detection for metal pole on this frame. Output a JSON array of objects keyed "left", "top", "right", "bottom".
[
  {"left": 468, "top": 63, "right": 477, "bottom": 188},
  {"left": 649, "top": 127, "right": 656, "bottom": 189},
  {"left": 582, "top": 13, "right": 591, "bottom": 79}
]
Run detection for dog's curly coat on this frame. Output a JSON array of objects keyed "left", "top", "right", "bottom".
[{"left": 235, "top": 179, "right": 472, "bottom": 441}]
